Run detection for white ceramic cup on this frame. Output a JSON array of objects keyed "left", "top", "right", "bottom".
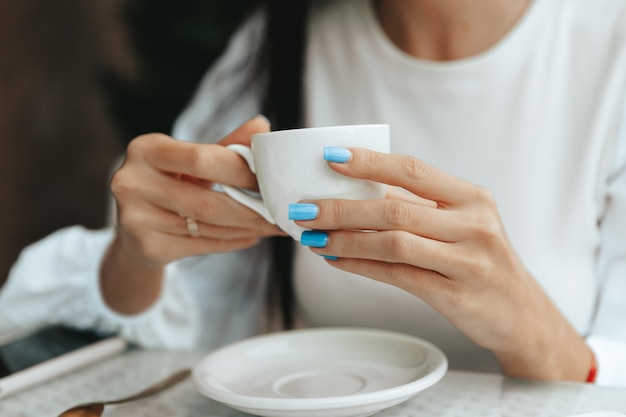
[{"left": 222, "top": 124, "right": 390, "bottom": 241}]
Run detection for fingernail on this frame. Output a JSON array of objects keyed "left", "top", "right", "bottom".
[
  {"left": 321, "top": 255, "right": 338, "bottom": 261},
  {"left": 324, "top": 147, "right": 352, "bottom": 163},
  {"left": 288, "top": 203, "right": 318, "bottom": 221},
  {"left": 301, "top": 231, "right": 328, "bottom": 247},
  {"left": 255, "top": 114, "right": 271, "bottom": 124}
]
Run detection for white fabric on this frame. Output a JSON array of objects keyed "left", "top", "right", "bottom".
[
  {"left": 0, "top": 227, "right": 198, "bottom": 349},
  {"left": 296, "top": 0, "right": 626, "bottom": 382},
  {"left": 1, "top": 0, "right": 625, "bottom": 386}
]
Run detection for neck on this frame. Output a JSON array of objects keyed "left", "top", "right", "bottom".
[{"left": 375, "top": 0, "right": 531, "bottom": 61}]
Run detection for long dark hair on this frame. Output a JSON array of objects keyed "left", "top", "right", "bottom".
[
  {"left": 259, "top": 0, "right": 310, "bottom": 329},
  {"left": 208, "top": 0, "right": 310, "bottom": 328},
  {"left": 192, "top": 0, "right": 309, "bottom": 328}
]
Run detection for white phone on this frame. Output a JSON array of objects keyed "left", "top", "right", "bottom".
[{"left": 0, "top": 326, "right": 127, "bottom": 399}]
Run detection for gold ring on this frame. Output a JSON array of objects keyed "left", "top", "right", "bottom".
[{"left": 186, "top": 217, "right": 200, "bottom": 238}]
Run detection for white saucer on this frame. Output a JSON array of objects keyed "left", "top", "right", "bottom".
[{"left": 192, "top": 327, "right": 447, "bottom": 417}]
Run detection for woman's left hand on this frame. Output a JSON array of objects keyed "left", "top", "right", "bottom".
[{"left": 294, "top": 147, "right": 591, "bottom": 382}]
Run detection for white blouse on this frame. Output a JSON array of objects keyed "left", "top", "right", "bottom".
[{"left": 1, "top": 0, "right": 625, "bottom": 386}]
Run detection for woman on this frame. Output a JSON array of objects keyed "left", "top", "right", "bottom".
[{"left": 2, "top": 0, "right": 625, "bottom": 385}]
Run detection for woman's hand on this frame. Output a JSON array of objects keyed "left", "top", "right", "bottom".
[
  {"left": 100, "top": 116, "right": 285, "bottom": 314},
  {"left": 294, "top": 147, "right": 592, "bottom": 382}
]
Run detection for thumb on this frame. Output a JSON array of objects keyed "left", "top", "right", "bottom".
[{"left": 219, "top": 115, "right": 271, "bottom": 146}]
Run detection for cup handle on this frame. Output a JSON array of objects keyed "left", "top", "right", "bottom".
[{"left": 221, "top": 144, "right": 276, "bottom": 224}]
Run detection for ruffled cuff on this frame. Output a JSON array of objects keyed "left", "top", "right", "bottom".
[
  {"left": 0, "top": 226, "right": 200, "bottom": 349},
  {"left": 587, "top": 335, "right": 626, "bottom": 387}
]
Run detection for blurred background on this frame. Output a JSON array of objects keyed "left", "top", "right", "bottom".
[{"left": 0, "top": 0, "right": 254, "bottom": 287}]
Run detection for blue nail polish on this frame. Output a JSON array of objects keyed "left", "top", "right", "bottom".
[
  {"left": 324, "top": 147, "right": 352, "bottom": 163},
  {"left": 301, "top": 231, "right": 328, "bottom": 247},
  {"left": 322, "top": 255, "right": 338, "bottom": 261},
  {"left": 289, "top": 203, "right": 318, "bottom": 220}
]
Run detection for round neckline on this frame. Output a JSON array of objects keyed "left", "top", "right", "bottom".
[{"left": 362, "top": 0, "right": 545, "bottom": 72}]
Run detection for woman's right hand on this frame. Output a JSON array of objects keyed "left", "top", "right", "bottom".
[{"left": 100, "top": 116, "right": 284, "bottom": 314}]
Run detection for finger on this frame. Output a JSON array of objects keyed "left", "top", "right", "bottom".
[
  {"left": 120, "top": 200, "right": 274, "bottom": 240},
  {"left": 295, "top": 199, "right": 462, "bottom": 242},
  {"left": 218, "top": 115, "right": 270, "bottom": 146},
  {"left": 143, "top": 205, "right": 282, "bottom": 239},
  {"left": 386, "top": 186, "right": 437, "bottom": 208},
  {"left": 176, "top": 218, "right": 284, "bottom": 240},
  {"left": 182, "top": 189, "right": 279, "bottom": 232},
  {"left": 146, "top": 232, "right": 262, "bottom": 261},
  {"left": 184, "top": 235, "right": 262, "bottom": 256},
  {"left": 307, "top": 229, "right": 459, "bottom": 277},
  {"left": 140, "top": 172, "right": 281, "bottom": 233},
  {"left": 117, "top": 206, "right": 265, "bottom": 264},
  {"left": 128, "top": 134, "right": 257, "bottom": 190},
  {"left": 328, "top": 147, "right": 479, "bottom": 206},
  {"left": 319, "top": 257, "right": 451, "bottom": 301}
]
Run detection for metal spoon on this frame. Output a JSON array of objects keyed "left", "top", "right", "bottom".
[{"left": 57, "top": 368, "right": 191, "bottom": 417}]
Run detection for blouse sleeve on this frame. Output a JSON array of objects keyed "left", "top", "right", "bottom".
[
  {"left": 0, "top": 10, "right": 267, "bottom": 349},
  {"left": 0, "top": 227, "right": 199, "bottom": 349},
  {"left": 587, "top": 91, "right": 626, "bottom": 386}
]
